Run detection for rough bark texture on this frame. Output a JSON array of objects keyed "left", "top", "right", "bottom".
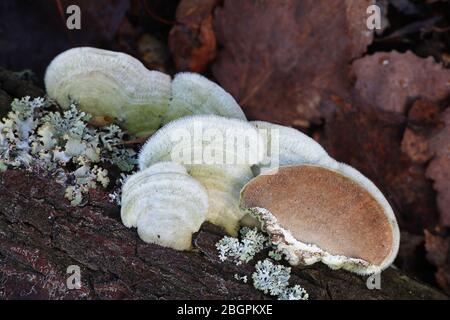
[{"left": 0, "top": 169, "right": 447, "bottom": 300}]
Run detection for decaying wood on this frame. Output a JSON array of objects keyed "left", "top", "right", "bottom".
[{"left": 0, "top": 169, "right": 447, "bottom": 300}]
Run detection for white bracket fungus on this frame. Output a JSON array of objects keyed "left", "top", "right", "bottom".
[
  {"left": 138, "top": 115, "right": 265, "bottom": 235},
  {"left": 45, "top": 47, "right": 171, "bottom": 137},
  {"left": 240, "top": 164, "right": 400, "bottom": 275},
  {"left": 45, "top": 48, "right": 247, "bottom": 137},
  {"left": 45, "top": 46, "right": 400, "bottom": 276},
  {"left": 164, "top": 72, "right": 247, "bottom": 124},
  {"left": 121, "top": 161, "right": 208, "bottom": 250},
  {"left": 251, "top": 121, "right": 336, "bottom": 174}
]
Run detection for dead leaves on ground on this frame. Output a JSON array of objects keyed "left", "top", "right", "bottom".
[{"left": 212, "top": 0, "right": 374, "bottom": 127}]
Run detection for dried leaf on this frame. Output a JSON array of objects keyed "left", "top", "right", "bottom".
[
  {"left": 212, "top": 0, "right": 374, "bottom": 127},
  {"left": 401, "top": 128, "right": 432, "bottom": 164},
  {"left": 169, "top": 0, "right": 219, "bottom": 72},
  {"left": 352, "top": 51, "right": 450, "bottom": 114},
  {"left": 426, "top": 107, "right": 450, "bottom": 226},
  {"left": 320, "top": 99, "right": 439, "bottom": 233}
]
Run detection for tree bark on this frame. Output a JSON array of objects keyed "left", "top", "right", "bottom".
[
  {"left": 0, "top": 169, "right": 447, "bottom": 300},
  {"left": 0, "top": 67, "right": 447, "bottom": 300}
]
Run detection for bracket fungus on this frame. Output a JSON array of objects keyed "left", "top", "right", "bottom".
[
  {"left": 164, "top": 72, "right": 247, "bottom": 124},
  {"left": 251, "top": 121, "right": 336, "bottom": 173},
  {"left": 45, "top": 48, "right": 247, "bottom": 137},
  {"left": 121, "top": 161, "right": 208, "bottom": 250},
  {"left": 45, "top": 47, "right": 171, "bottom": 137},
  {"left": 138, "top": 115, "right": 265, "bottom": 235},
  {"left": 47, "top": 46, "right": 400, "bottom": 274},
  {"left": 240, "top": 164, "right": 400, "bottom": 275}
]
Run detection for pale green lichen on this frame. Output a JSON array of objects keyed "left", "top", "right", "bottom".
[
  {"left": 252, "top": 259, "right": 308, "bottom": 300},
  {"left": 0, "top": 160, "right": 7, "bottom": 172},
  {"left": 278, "top": 285, "right": 309, "bottom": 301},
  {"left": 234, "top": 274, "right": 248, "bottom": 283},
  {"left": 252, "top": 259, "right": 291, "bottom": 296},
  {"left": 216, "top": 227, "right": 309, "bottom": 300},
  {"left": 0, "top": 96, "right": 137, "bottom": 206},
  {"left": 268, "top": 248, "right": 284, "bottom": 261},
  {"left": 216, "top": 227, "right": 268, "bottom": 265}
]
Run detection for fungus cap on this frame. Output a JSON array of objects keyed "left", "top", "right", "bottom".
[
  {"left": 139, "top": 115, "right": 265, "bottom": 235},
  {"left": 121, "top": 162, "right": 208, "bottom": 250},
  {"left": 251, "top": 121, "right": 336, "bottom": 174},
  {"left": 165, "top": 72, "right": 247, "bottom": 124},
  {"left": 240, "top": 164, "right": 400, "bottom": 274},
  {"left": 45, "top": 47, "right": 171, "bottom": 137}
]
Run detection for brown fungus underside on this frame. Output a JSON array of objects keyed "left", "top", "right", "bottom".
[{"left": 240, "top": 166, "right": 394, "bottom": 266}]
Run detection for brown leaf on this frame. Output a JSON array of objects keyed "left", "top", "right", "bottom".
[
  {"left": 426, "top": 107, "right": 450, "bottom": 226},
  {"left": 352, "top": 51, "right": 450, "bottom": 114},
  {"left": 168, "top": 0, "right": 219, "bottom": 72},
  {"left": 425, "top": 229, "right": 450, "bottom": 294},
  {"left": 212, "top": 0, "right": 374, "bottom": 127},
  {"left": 401, "top": 128, "right": 432, "bottom": 164},
  {"left": 320, "top": 99, "right": 439, "bottom": 234},
  {"left": 408, "top": 99, "right": 442, "bottom": 127}
]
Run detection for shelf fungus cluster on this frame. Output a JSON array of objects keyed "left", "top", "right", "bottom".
[
  {"left": 45, "top": 47, "right": 246, "bottom": 137},
  {"left": 137, "top": 115, "right": 265, "bottom": 237},
  {"left": 46, "top": 47, "right": 400, "bottom": 274}
]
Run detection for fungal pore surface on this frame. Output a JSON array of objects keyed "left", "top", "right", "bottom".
[{"left": 240, "top": 164, "right": 400, "bottom": 275}]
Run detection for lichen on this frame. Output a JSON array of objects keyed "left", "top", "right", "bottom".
[
  {"left": 234, "top": 274, "right": 248, "bottom": 283},
  {"left": 216, "top": 227, "right": 268, "bottom": 265},
  {"left": 216, "top": 227, "right": 309, "bottom": 300},
  {"left": 268, "top": 248, "right": 284, "bottom": 261},
  {"left": 278, "top": 285, "right": 309, "bottom": 301},
  {"left": 0, "top": 96, "right": 137, "bottom": 206},
  {"left": 252, "top": 259, "right": 308, "bottom": 300}
]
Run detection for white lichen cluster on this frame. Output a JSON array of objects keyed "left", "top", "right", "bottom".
[
  {"left": 233, "top": 274, "right": 248, "bottom": 283},
  {"left": 216, "top": 227, "right": 268, "bottom": 265},
  {"left": 0, "top": 96, "right": 137, "bottom": 205},
  {"left": 253, "top": 259, "right": 308, "bottom": 300},
  {"left": 216, "top": 227, "right": 309, "bottom": 300},
  {"left": 108, "top": 173, "right": 130, "bottom": 206}
]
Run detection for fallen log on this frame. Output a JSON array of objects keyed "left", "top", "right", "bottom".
[{"left": 0, "top": 169, "right": 447, "bottom": 300}]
